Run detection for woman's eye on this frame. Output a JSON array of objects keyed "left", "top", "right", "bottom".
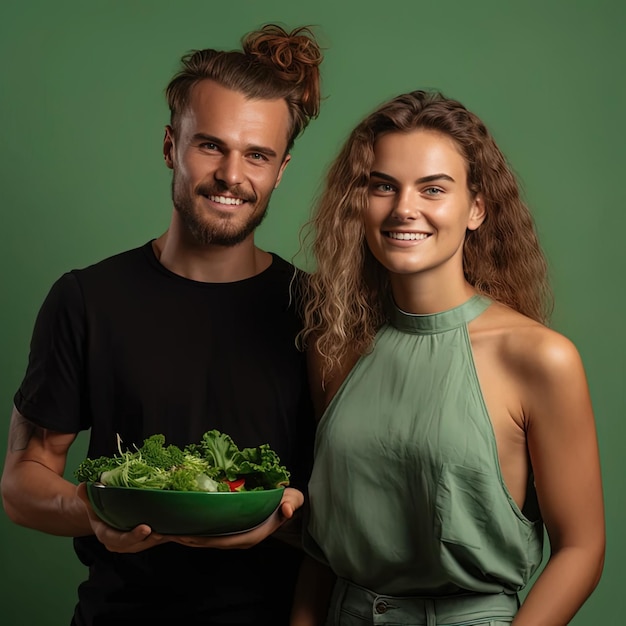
[
  {"left": 424, "top": 187, "right": 443, "bottom": 196},
  {"left": 373, "top": 183, "right": 395, "bottom": 193}
]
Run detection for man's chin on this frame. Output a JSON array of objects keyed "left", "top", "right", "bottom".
[
  {"left": 188, "top": 221, "right": 258, "bottom": 247},
  {"left": 175, "top": 201, "right": 268, "bottom": 247}
]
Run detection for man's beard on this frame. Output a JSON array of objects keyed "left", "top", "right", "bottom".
[{"left": 172, "top": 175, "right": 269, "bottom": 247}]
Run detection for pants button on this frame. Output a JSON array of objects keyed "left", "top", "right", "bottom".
[{"left": 374, "top": 600, "right": 388, "bottom": 614}]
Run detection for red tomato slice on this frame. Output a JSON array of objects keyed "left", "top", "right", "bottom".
[{"left": 225, "top": 478, "right": 246, "bottom": 492}]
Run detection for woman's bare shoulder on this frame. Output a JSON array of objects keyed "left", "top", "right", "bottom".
[{"left": 472, "top": 301, "right": 584, "bottom": 381}]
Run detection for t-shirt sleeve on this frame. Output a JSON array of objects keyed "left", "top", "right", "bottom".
[{"left": 14, "top": 272, "right": 88, "bottom": 433}]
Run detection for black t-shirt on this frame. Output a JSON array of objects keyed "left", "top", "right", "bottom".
[{"left": 15, "top": 242, "right": 314, "bottom": 626}]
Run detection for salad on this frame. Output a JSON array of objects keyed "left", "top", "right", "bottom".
[{"left": 74, "top": 430, "right": 290, "bottom": 492}]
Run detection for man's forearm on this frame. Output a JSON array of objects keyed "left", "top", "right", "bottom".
[{"left": 2, "top": 457, "right": 92, "bottom": 536}]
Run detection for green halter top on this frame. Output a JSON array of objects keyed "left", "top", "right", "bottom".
[{"left": 305, "top": 295, "right": 544, "bottom": 595}]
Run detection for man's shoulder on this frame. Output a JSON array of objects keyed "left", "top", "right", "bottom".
[
  {"left": 265, "top": 253, "right": 310, "bottom": 303},
  {"left": 267, "top": 253, "right": 308, "bottom": 283},
  {"left": 268, "top": 252, "right": 295, "bottom": 273},
  {"left": 70, "top": 242, "right": 152, "bottom": 281}
]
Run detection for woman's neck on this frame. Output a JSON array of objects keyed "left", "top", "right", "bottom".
[{"left": 389, "top": 272, "right": 477, "bottom": 315}]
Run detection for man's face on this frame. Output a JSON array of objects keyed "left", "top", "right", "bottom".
[{"left": 163, "top": 80, "right": 291, "bottom": 247}]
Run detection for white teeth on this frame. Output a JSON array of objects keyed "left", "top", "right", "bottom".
[
  {"left": 387, "top": 232, "right": 429, "bottom": 241},
  {"left": 209, "top": 195, "right": 244, "bottom": 206}
]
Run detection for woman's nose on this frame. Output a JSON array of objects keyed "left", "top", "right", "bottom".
[{"left": 392, "top": 191, "right": 420, "bottom": 220}]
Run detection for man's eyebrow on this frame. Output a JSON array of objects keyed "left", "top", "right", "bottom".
[
  {"left": 246, "top": 145, "right": 278, "bottom": 158},
  {"left": 192, "top": 133, "right": 223, "bottom": 145},
  {"left": 192, "top": 133, "right": 278, "bottom": 158},
  {"left": 370, "top": 171, "right": 456, "bottom": 184}
]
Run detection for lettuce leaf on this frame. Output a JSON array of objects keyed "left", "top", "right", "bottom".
[{"left": 198, "top": 430, "right": 244, "bottom": 481}]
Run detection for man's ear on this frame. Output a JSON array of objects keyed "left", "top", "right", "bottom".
[
  {"left": 274, "top": 153, "right": 291, "bottom": 189},
  {"left": 467, "top": 193, "right": 486, "bottom": 231},
  {"left": 163, "top": 125, "right": 175, "bottom": 170}
]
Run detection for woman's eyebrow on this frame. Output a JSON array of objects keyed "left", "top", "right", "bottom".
[{"left": 370, "top": 171, "right": 455, "bottom": 184}]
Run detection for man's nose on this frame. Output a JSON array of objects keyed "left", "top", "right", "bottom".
[{"left": 215, "top": 153, "right": 244, "bottom": 186}]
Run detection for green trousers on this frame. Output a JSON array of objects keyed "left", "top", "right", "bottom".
[{"left": 326, "top": 579, "right": 519, "bottom": 626}]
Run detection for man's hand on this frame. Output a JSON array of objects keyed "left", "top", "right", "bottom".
[
  {"left": 169, "top": 486, "right": 304, "bottom": 549},
  {"left": 76, "top": 482, "right": 171, "bottom": 553},
  {"left": 76, "top": 483, "right": 304, "bottom": 552}
]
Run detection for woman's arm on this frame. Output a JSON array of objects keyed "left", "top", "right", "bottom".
[
  {"left": 513, "top": 332, "right": 605, "bottom": 625},
  {"left": 291, "top": 555, "right": 336, "bottom": 626}
]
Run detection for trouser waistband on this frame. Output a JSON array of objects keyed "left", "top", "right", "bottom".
[{"left": 328, "top": 578, "right": 519, "bottom": 625}]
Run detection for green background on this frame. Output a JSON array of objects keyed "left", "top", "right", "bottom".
[{"left": 1, "top": 1, "right": 624, "bottom": 623}]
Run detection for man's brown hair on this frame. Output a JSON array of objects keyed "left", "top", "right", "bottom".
[{"left": 166, "top": 24, "right": 322, "bottom": 152}]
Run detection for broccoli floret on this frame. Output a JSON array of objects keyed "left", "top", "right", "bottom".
[
  {"left": 136, "top": 434, "right": 185, "bottom": 470},
  {"left": 75, "top": 454, "right": 124, "bottom": 483}
]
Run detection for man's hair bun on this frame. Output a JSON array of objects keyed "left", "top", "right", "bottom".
[{"left": 243, "top": 24, "right": 322, "bottom": 119}]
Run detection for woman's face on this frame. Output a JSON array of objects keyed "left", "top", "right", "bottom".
[{"left": 364, "top": 129, "right": 484, "bottom": 283}]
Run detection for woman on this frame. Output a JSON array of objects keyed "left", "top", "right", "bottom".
[{"left": 293, "top": 91, "right": 604, "bottom": 625}]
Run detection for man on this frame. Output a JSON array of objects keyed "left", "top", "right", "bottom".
[{"left": 1, "top": 24, "right": 322, "bottom": 626}]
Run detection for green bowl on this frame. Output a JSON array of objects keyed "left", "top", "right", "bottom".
[{"left": 86, "top": 483, "right": 284, "bottom": 536}]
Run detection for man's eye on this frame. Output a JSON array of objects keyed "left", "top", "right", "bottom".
[
  {"left": 200, "top": 143, "right": 218, "bottom": 150},
  {"left": 249, "top": 153, "right": 267, "bottom": 161}
]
